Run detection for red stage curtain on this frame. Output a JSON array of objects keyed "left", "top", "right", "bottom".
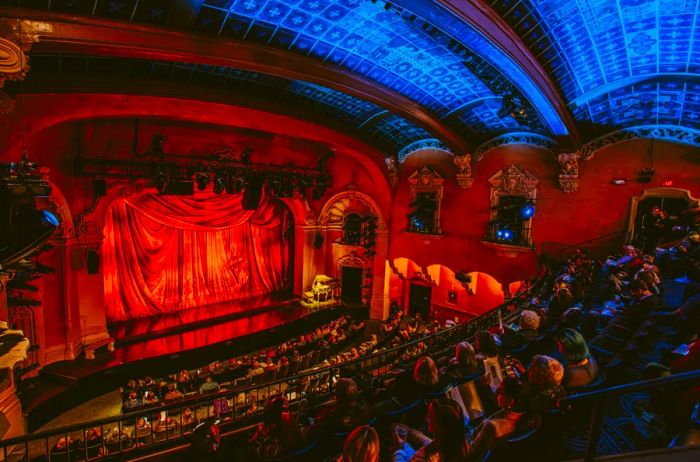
[{"left": 102, "top": 192, "right": 292, "bottom": 322}]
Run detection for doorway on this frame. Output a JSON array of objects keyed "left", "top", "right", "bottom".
[
  {"left": 341, "top": 266, "right": 363, "bottom": 304},
  {"left": 630, "top": 193, "right": 695, "bottom": 253},
  {"left": 409, "top": 283, "right": 432, "bottom": 318}
]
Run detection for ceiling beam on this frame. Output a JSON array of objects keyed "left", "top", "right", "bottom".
[
  {"left": 429, "top": 0, "right": 580, "bottom": 148},
  {"left": 0, "top": 9, "right": 470, "bottom": 154}
]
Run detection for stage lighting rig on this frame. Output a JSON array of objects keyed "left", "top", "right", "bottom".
[
  {"left": 1, "top": 154, "right": 61, "bottom": 271},
  {"left": 77, "top": 142, "right": 332, "bottom": 199},
  {"left": 195, "top": 170, "right": 211, "bottom": 191}
]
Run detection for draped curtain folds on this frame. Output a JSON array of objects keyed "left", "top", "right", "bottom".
[{"left": 103, "top": 192, "right": 292, "bottom": 323}]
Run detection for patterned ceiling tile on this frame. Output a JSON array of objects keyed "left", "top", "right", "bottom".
[{"left": 487, "top": 0, "right": 700, "bottom": 141}]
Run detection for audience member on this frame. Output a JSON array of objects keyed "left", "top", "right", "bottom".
[
  {"left": 340, "top": 425, "right": 380, "bottom": 462},
  {"left": 526, "top": 355, "right": 567, "bottom": 412},
  {"left": 554, "top": 328, "right": 599, "bottom": 388},
  {"left": 249, "top": 396, "right": 306, "bottom": 460}
]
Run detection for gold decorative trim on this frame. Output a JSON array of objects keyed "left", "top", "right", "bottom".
[{"left": 0, "top": 37, "right": 29, "bottom": 88}]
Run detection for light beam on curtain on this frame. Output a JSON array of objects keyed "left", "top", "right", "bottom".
[{"left": 102, "top": 192, "right": 292, "bottom": 323}]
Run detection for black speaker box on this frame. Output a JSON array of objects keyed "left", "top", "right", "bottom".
[
  {"left": 313, "top": 233, "right": 324, "bottom": 249},
  {"left": 93, "top": 179, "right": 107, "bottom": 197},
  {"left": 243, "top": 176, "right": 263, "bottom": 210},
  {"left": 86, "top": 250, "right": 100, "bottom": 274}
]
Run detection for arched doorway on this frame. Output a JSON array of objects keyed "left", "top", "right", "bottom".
[{"left": 627, "top": 188, "right": 699, "bottom": 253}]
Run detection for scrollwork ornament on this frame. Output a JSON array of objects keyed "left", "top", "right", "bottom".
[
  {"left": 557, "top": 152, "right": 579, "bottom": 193},
  {"left": 453, "top": 153, "right": 473, "bottom": 189},
  {"left": 385, "top": 155, "right": 399, "bottom": 187},
  {"left": 0, "top": 38, "right": 29, "bottom": 88}
]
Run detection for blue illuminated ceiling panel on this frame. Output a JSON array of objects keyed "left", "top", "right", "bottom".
[
  {"left": 487, "top": 0, "right": 700, "bottom": 139},
  {"left": 26, "top": 54, "right": 447, "bottom": 156},
  {"left": 12, "top": 0, "right": 571, "bottom": 146},
  {"left": 193, "top": 0, "right": 550, "bottom": 140}
]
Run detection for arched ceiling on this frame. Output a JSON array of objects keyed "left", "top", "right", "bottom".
[
  {"left": 488, "top": 0, "right": 700, "bottom": 137},
  {"left": 23, "top": 53, "right": 447, "bottom": 157},
  {"left": 2, "top": 0, "right": 700, "bottom": 156}
]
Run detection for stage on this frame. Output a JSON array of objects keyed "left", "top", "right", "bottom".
[{"left": 21, "top": 300, "right": 351, "bottom": 432}]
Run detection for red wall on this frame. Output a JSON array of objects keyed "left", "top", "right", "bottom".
[{"left": 389, "top": 140, "right": 700, "bottom": 283}]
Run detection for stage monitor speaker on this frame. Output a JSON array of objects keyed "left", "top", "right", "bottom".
[
  {"left": 313, "top": 233, "right": 324, "bottom": 249},
  {"left": 243, "top": 175, "right": 263, "bottom": 210},
  {"left": 93, "top": 179, "right": 106, "bottom": 197},
  {"left": 163, "top": 180, "right": 194, "bottom": 195},
  {"left": 86, "top": 250, "right": 100, "bottom": 274}
]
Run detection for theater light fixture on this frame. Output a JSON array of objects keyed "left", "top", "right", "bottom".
[{"left": 520, "top": 202, "right": 535, "bottom": 219}]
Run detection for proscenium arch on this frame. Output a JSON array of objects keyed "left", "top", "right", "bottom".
[
  {"left": 0, "top": 11, "right": 469, "bottom": 154},
  {"left": 0, "top": 94, "right": 394, "bottom": 214}
]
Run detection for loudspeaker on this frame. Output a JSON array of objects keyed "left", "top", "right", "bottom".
[
  {"left": 243, "top": 176, "right": 263, "bottom": 210},
  {"left": 86, "top": 250, "right": 100, "bottom": 274},
  {"left": 93, "top": 179, "right": 107, "bottom": 197},
  {"left": 313, "top": 233, "right": 324, "bottom": 249}
]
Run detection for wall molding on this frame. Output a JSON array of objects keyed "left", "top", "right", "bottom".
[
  {"left": 580, "top": 125, "right": 700, "bottom": 160},
  {"left": 474, "top": 132, "right": 557, "bottom": 161}
]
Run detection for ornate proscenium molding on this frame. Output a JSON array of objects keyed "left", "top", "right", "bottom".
[
  {"left": 579, "top": 125, "right": 700, "bottom": 160},
  {"left": 384, "top": 155, "right": 399, "bottom": 188},
  {"left": 0, "top": 37, "right": 29, "bottom": 88},
  {"left": 473, "top": 132, "right": 558, "bottom": 161},
  {"left": 398, "top": 138, "right": 453, "bottom": 163},
  {"left": 557, "top": 152, "right": 580, "bottom": 193},
  {"left": 453, "top": 153, "right": 473, "bottom": 189}
]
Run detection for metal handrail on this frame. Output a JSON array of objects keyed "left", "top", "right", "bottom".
[
  {"left": 558, "top": 369, "right": 700, "bottom": 462},
  {"left": 559, "top": 369, "right": 700, "bottom": 406},
  {"left": 541, "top": 229, "right": 626, "bottom": 255},
  {"left": 0, "top": 276, "right": 548, "bottom": 459}
]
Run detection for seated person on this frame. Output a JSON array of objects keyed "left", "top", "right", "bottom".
[
  {"left": 622, "top": 279, "right": 661, "bottom": 323},
  {"left": 177, "top": 369, "right": 195, "bottom": 394},
  {"left": 340, "top": 425, "right": 379, "bottom": 462},
  {"left": 554, "top": 328, "right": 599, "bottom": 388},
  {"left": 50, "top": 436, "right": 80, "bottom": 462},
  {"left": 142, "top": 390, "right": 159, "bottom": 405},
  {"left": 314, "top": 378, "right": 370, "bottom": 436},
  {"left": 502, "top": 310, "right": 542, "bottom": 351},
  {"left": 83, "top": 427, "right": 104, "bottom": 458},
  {"left": 199, "top": 375, "right": 220, "bottom": 394},
  {"left": 525, "top": 355, "right": 567, "bottom": 412},
  {"left": 412, "top": 356, "right": 444, "bottom": 397},
  {"left": 474, "top": 330, "right": 501, "bottom": 364},
  {"left": 443, "top": 341, "right": 480, "bottom": 381},
  {"left": 470, "top": 377, "right": 535, "bottom": 456},
  {"left": 105, "top": 426, "right": 131, "bottom": 451},
  {"left": 392, "top": 398, "right": 471, "bottom": 462},
  {"left": 124, "top": 391, "right": 141, "bottom": 410},
  {"left": 164, "top": 382, "right": 183, "bottom": 402}
]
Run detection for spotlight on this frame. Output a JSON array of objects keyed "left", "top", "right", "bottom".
[
  {"left": 40, "top": 210, "right": 60, "bottom": 227},
  {"left": 195, "top": 171, "right": 210, "bottom": 191},
  {"left": 520, "top": 202, "right": 535, "bottom": 219},
  {"left": 154, "top": 164, "right": 169, "bottom": 194},
  {"left": 496, "top": 225, "right": 515, "bottom": 242},
  {"left": 213, "top": 173, "right": 226, "bottom": 194}
]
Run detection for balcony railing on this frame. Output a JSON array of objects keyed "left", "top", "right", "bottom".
[{"left": 0, "top": 277, "right": 547, "bottom": 461}]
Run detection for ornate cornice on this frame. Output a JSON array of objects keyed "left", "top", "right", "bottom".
[
  {"left": 474, "top": 132, "right": 558, "bottom": 161},
  {"left": 0, "top": 11, "right": 469, "bottom": 154},
  {"left": 580, "top": 125, "right": 700, "bottom": 160},
  {"left": 398, "top": 139, "right": 453, "bottom": 163}
]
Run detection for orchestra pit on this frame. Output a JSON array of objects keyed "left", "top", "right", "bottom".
[{"left": 1, "top": 1, "right": 700, "bottom": 461}]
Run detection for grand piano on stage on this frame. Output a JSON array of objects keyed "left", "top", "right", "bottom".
[{"left": 301, "top": 275, "right": 340, "bottom": 309}]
